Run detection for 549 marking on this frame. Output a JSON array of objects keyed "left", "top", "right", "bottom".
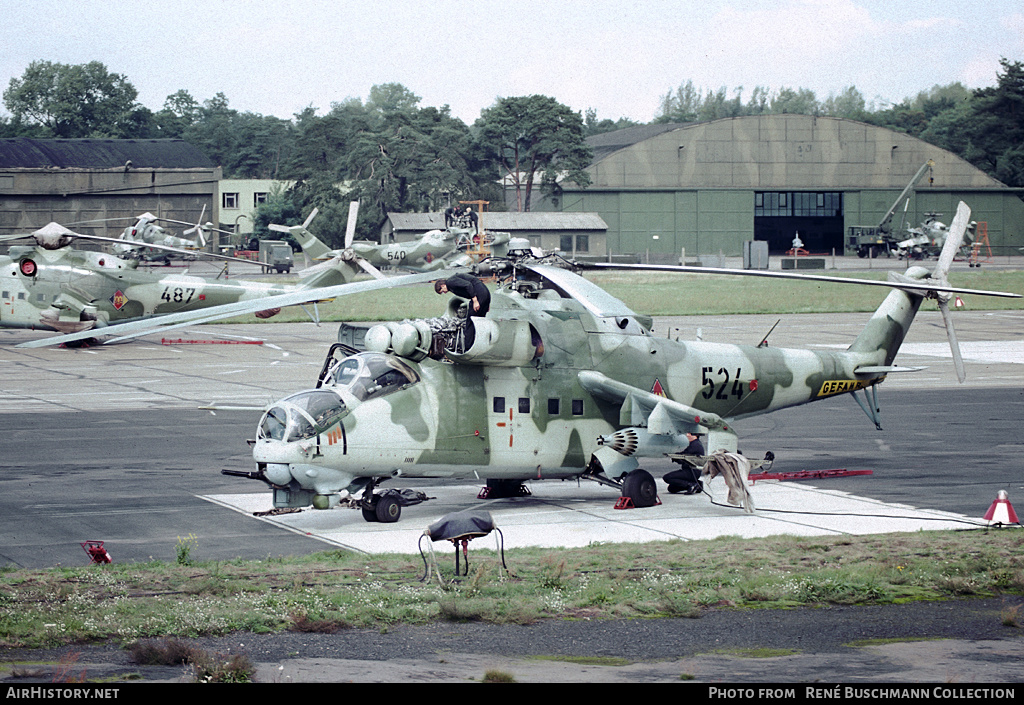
[
  {"left": 160, "top": 286, "right": 197, "bottom": 304},
  {"left": 702, "top": 366, "right": 745, "bottom": 400}
]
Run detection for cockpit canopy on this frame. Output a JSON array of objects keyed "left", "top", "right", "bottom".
[
  {"left": 258, "top": 389, "right": 348, "bottom": 443},
  {"left": 323, "top": 351, "right": 421, "bottom": 401}
]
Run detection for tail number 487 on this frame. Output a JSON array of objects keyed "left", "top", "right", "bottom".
[
  {"left": 160, "top": 286, "right": 196, "bottom": 304},
  {"left": 702, "top": 366, "right": 745, "bottom": 400}
]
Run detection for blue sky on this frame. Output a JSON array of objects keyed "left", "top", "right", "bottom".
[{"left": 2, "top": 0, "right": 1021, "bottom": 125}]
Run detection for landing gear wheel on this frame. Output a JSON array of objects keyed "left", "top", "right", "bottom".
[
  {"left": 622, "top": 469, "right": 658, "bottom": 508},
  {"left": 375, "top": 494, "right": 401, "bottom": 523},
  {"left": 361, "top": 492, "right": 379, "bottom": 522}
]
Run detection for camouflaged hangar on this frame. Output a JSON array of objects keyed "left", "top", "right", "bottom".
[{"left": 538, "top": 114, "right": 1024, "bottom": 259}]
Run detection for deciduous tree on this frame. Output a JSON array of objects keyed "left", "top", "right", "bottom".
[
  {"left": 476, "top": 95, "right": 593, "bottom": 212},
  {"left": 3, "top": 60, "right": 148, "bottom": 138}
]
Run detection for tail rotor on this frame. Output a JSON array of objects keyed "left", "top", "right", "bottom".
[
  {"left": 270, "top": 202, "right": 386, "bottom": 280},
  {"left": 930, "top": 201, "right": 972, "bottom": 383},
  {"left": 182, "top": 205, "right": 208, "bottom": 248}
]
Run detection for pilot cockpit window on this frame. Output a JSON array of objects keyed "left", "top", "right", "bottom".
[
  {"left": 330, "top": 352, "right": 420, "bottom": 401},
  {"left": 258, "top": 389, "right": 347, "bottom": 442}
]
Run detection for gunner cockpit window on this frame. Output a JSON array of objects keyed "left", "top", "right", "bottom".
[{"left": 258, "top": 389, "right": 347, "bottom": 442}]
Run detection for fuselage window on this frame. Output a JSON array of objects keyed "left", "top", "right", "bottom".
[
  {"left": 572, "top": 399, "right": 584, "bottom": 416},
  {"left": 548, "top": 398, "right": 560, "bottom": 415},
  {"left": 493, "top": 397, "right": 506, "bottom": 413},
  {"left": 518, "top": 397, "right": 530, "bottom": 413}
]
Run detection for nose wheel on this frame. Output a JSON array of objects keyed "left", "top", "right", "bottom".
[
  {"left": 361, "top": 492, "right": 401, "bottom": 523},
  {"left": 357, "top": 484, "right": 432, "bottom": 523}
]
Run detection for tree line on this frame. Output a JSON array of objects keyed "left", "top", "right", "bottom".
[
  {"left": 2, "top": 59, "right": 1021, "bottom": 245},
  {"left": 647, "top": 60, "right": 1024, "bottom": 189}
]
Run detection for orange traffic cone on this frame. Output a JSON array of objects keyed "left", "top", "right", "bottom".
[{"left": 983, "top": 490, "right": 1020, "bottom": 527}]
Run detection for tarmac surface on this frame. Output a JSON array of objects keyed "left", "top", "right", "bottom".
[{"left": 1, "top": 263, "right": 1022, "bottom": 684}]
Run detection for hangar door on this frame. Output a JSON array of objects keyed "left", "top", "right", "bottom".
[{"left": 755, "top": 192, "right": 843, "bottom": 253}]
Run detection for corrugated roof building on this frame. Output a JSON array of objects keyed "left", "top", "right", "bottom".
[
  {"left": 0, "top": 138, "right": 221, "bottom": 243},
  {"left": 383, "top": 210, "right": 608, "bottom": 256}
]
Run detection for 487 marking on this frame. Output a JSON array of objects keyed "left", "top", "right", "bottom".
[{"left": 160, "top": 286, "right": 197, "bottom": 304}]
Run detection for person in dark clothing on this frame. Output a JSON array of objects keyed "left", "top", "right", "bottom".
[
  {"left": 444, "top": 205, "right": 461, "bottom": 228},
  {"left": 434, "top": 272, "right": 491, "bottom": 317},
  {"left": 681, "top": 433, "right": 704, "bottom": 456},
  {"left": 464, "top": 207, "right": 479, "bottom": 235},
  {"left": 662, "top": 432, "right": 706, "bottom": 495}
]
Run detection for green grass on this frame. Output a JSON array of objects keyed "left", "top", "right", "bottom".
[
  {"left": 2, "top": 529, "right": 1021, "bottom": 650},
  {"left": 593, "top": 270, "right": 1024, "bottom": 316},
  {"left": 222, "top": 269, "right": 1024, "bottom": 325}
]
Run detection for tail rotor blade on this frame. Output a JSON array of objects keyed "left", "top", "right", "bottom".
[
  {"left": 345, "top": 201, "right": 359, "bottom": 249},
  {"left": 194, "top": 205, "right": 207, "bottom": 247},
  {"left": 939, "top": 299, "right": 966, "bottom": 383},
  {"left": 934, "top": 201, "right": 970, "bottom": 279},
  {"left": 270, "top": 208, "right": 319, "bottom": 237},
  {"left": 357, "top": 258, "right": 387, "bottom": 280}
]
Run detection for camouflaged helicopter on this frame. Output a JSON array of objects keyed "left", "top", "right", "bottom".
[
  {"left": 895, "top": 211, "right": 977, "bottom": 263},
  {"left": 19, "top": 202, "right": 1020, "bottom": 522},
  {"left": 62, "top": 206, "right": 223, "bottom": 263},
  {"left": 120, "top": 206, "right": 211, "bottom": 248},
  {"left": 271, "top": 207, "right": 510, "bottom": 273},
  {"left": 0, "top": 207, "right": 371, "bottom": 340}
]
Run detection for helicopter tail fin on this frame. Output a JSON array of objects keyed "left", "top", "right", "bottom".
[{"left": 270, "top": 208, "right": 334, "bottom": 261}]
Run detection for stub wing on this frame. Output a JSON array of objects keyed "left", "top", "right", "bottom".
[{"left": 578, "top": 370, "right": 729, "bottom": 434}]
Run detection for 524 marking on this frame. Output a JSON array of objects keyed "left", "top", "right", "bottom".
[
  {"left": 160, "top": 286, "right": 197, "bottom": 304},
  {"left": 702, "top": 366, "right": 745, "bottom": 400}
]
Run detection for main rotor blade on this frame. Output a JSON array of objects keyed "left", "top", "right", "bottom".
[
  {"left": 939, "top": 299, "right": 967, "bottom": 383},
  {"left": 5, "top": 222, "right": 252, "bottom": 264},
  {"left": 580, "top": 262, "right": 1021, "bottom": 299},
  {"left": 15, "top": 270, "right": 445, "bottom": 348}
]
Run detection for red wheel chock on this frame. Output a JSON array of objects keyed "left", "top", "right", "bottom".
[
  {"left": 614, "top": 496, "right": 661, "bottom": 510},
  {"left": 81, "top": 540, "right": 111, "bottom": 564}
]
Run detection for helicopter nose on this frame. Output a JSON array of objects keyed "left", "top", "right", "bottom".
[
  {"left": 264, "top": 463, "right": 292, "bottom": 485},
  {"left": 253, "top": 438, "right": 307, "bottom": 464}
]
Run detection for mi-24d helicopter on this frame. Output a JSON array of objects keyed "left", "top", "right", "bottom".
[
  {"left": 0, "top": 204, "right": 379, "bottom": 339},
  {"left": 270, "top": 206, "right": 511, "bottom": 274},
  {"left": 70, "top": 206, "right": 223, "bottom": 262},
  {"left": 20, "top": 203, "right": 1020, "bottom": 522}
]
